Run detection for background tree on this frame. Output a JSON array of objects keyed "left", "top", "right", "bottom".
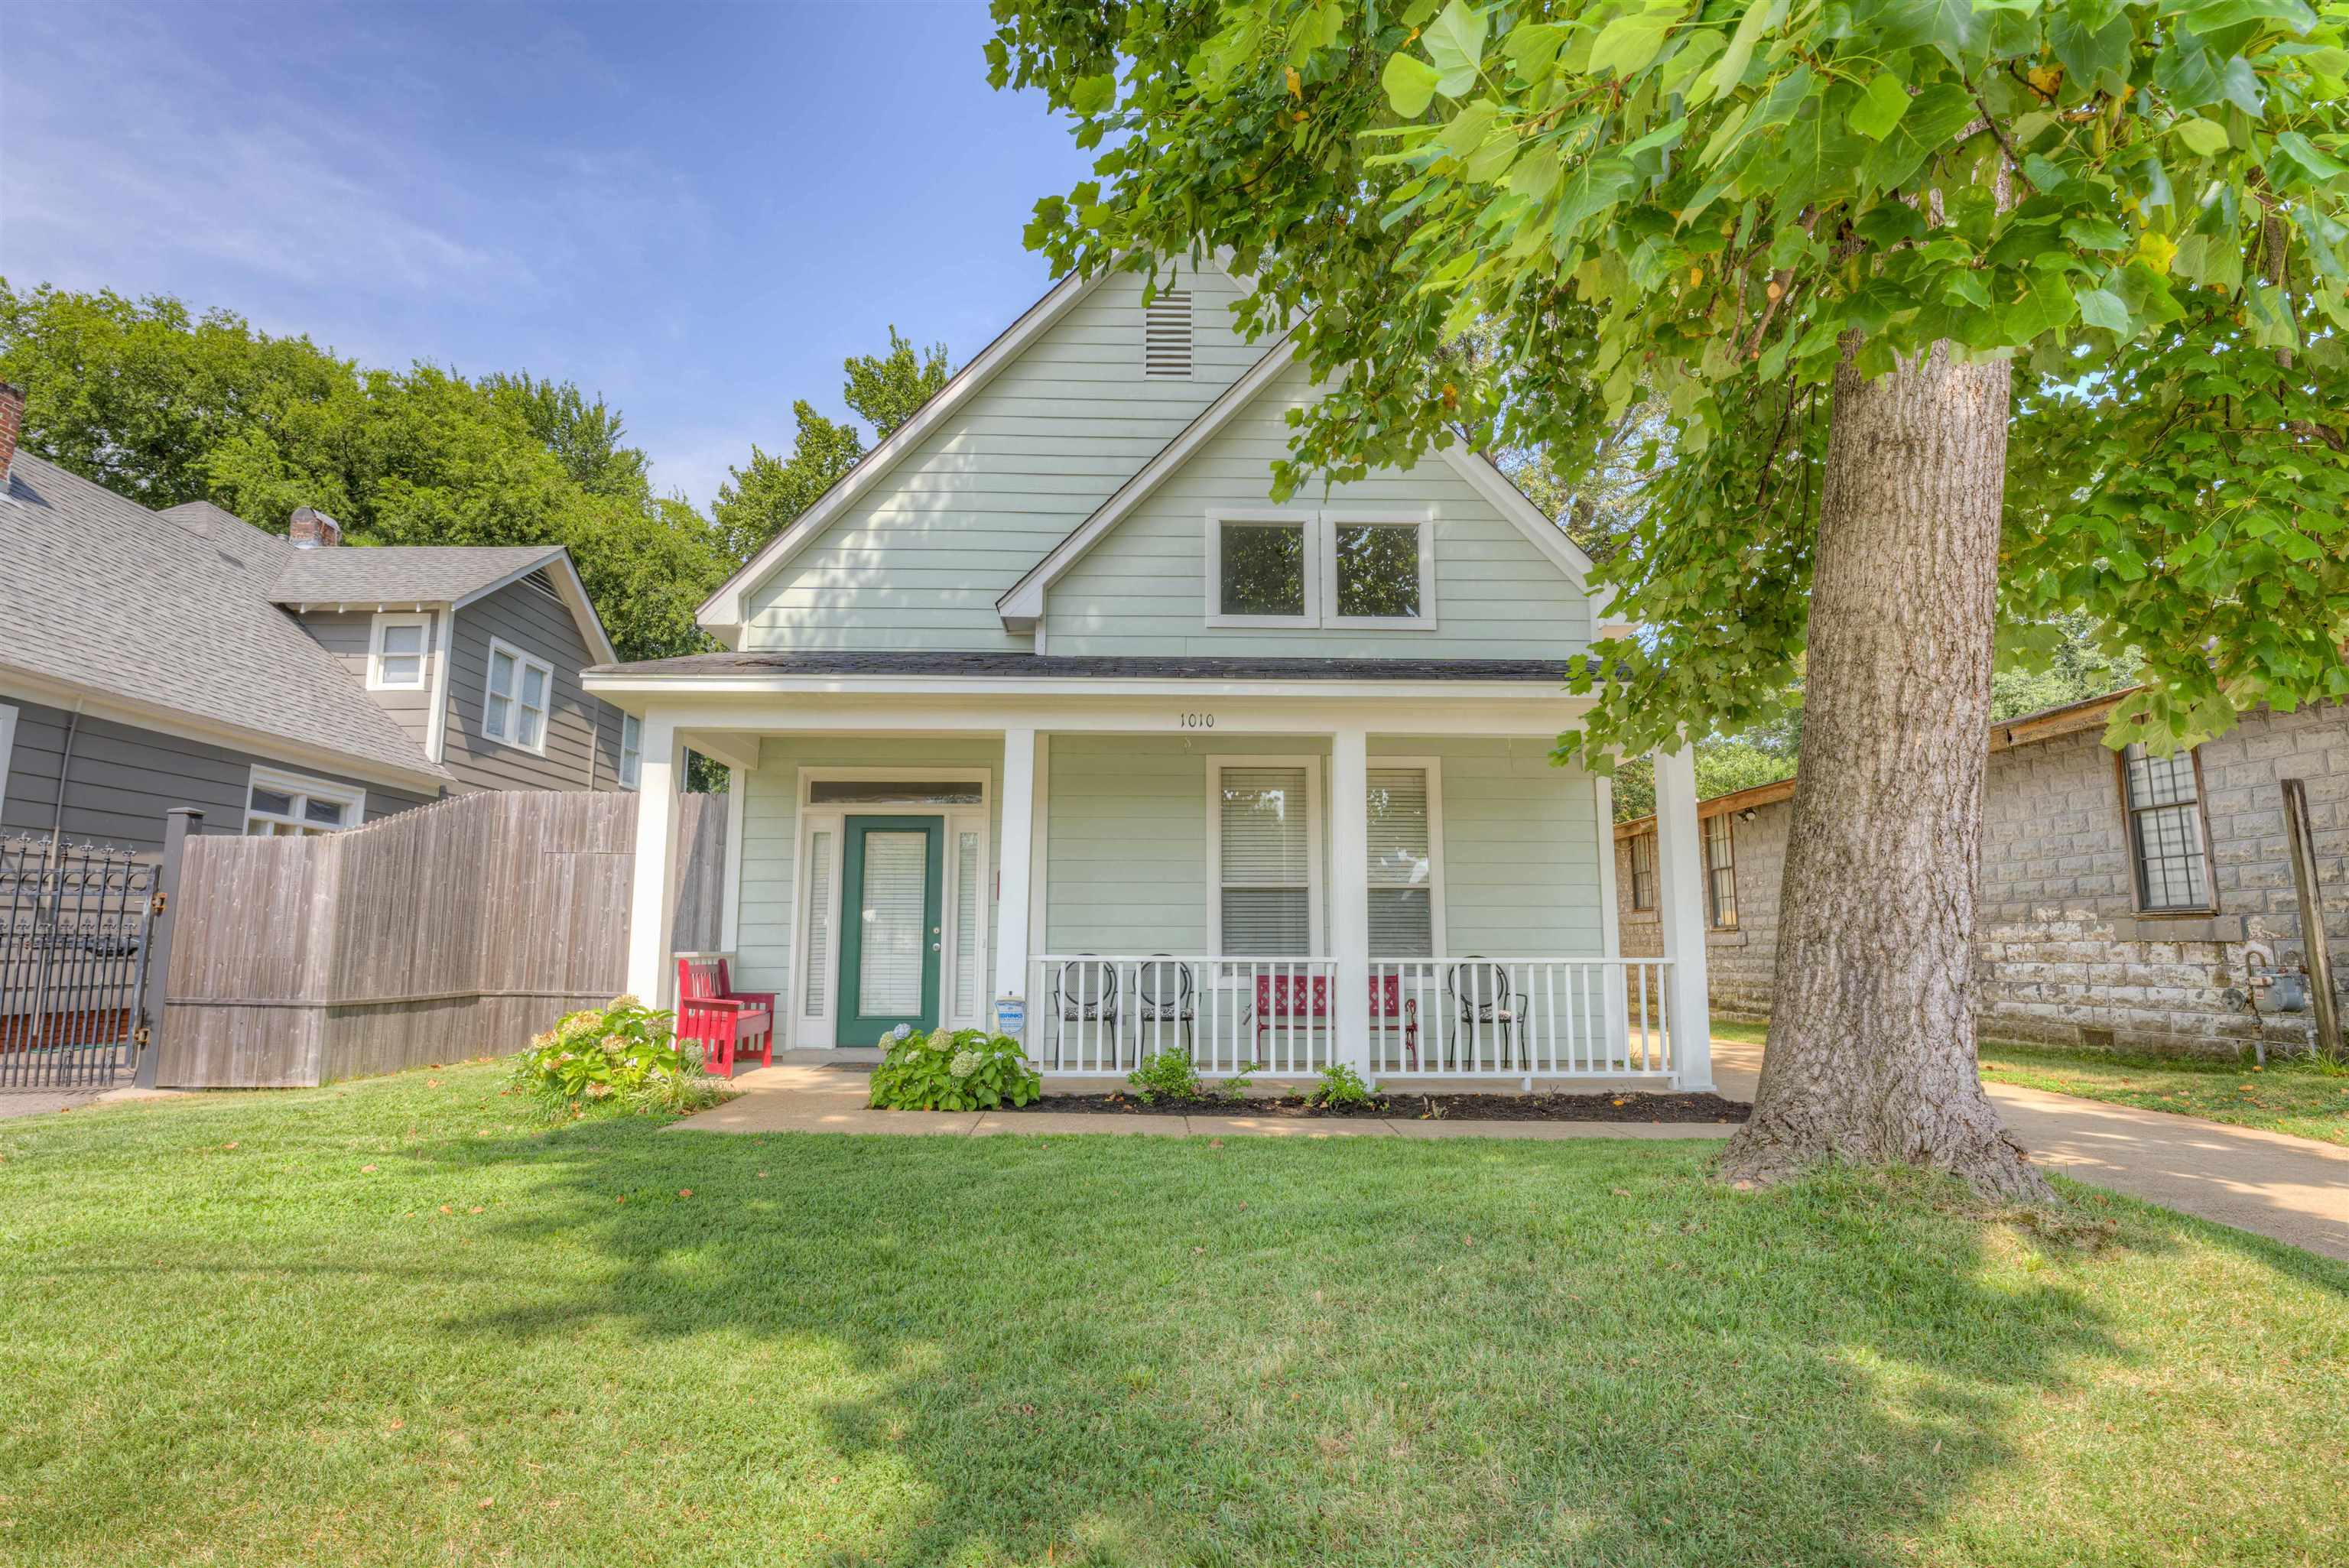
[{"left": 991, "top": 0, "right": 2349, "bottom": 1195}]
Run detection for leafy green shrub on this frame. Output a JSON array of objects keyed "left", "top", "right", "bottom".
[
  {"left": 1127, "top": 1048, "right": 1204, "bottom": 1104},
  {"left": 1307, "top": 1063, "right": 1378, "bottom": 1109},
  {"left": 512, "top": 995, "right": 734, "bottom": 1116},
  {"left": 869, "top": 1024, "right": 1041, "bottom": 1112}
]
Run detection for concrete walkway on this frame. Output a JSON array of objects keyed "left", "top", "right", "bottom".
[{"left": 674, "top": 1042, "right": 2349, "bottom": 1261}]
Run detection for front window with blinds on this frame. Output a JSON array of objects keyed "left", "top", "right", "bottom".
[
  {"left": 1704, "top": 815, "right": 1737, "bottom": 929},
  {"left": 801, "top": 829, "right": 834, "bottom": 1020},
  {"left": 1216, "top": 765, "right": 1315, "bottom": 956},
  {"left": 1367, "top": 768, "right": 1435, "bottom": 957},
  {"left": 2122, "top": 744, "right": 2211, "bottom": 911},
  {"left": 1629, "top": 833, "right": 1657, "bottom": 911}
]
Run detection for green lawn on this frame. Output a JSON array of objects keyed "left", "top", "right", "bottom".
[
  {"left": 1711, "top": 1020, "right": 2349, "bottom": 1147},
  {"left": 4, "top": 1067, "right": 2346, "bottom": 1567}
]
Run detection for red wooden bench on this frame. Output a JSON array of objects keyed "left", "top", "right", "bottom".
[
  {"left": 674, "top": 955, "right": 775, "bottom": 1078},
  {"left": 1249, "top": 970, "right": 1417, "bottom": 1064}
]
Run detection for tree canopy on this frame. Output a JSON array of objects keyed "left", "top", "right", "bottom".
[{"left": 989, "top": 0, "right": 2349, "bottom": 764}]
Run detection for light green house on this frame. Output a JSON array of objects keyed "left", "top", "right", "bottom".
[{"left": 590, "top": 259, "right": 1717, "bottom": 1089}]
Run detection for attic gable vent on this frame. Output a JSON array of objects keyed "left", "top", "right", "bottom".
[
  {"left": 1143, "top": 291, "right": 1194, "bottom": 378},
  {"left": 523, "top": 566, "right": 563, "bottom": 600}
]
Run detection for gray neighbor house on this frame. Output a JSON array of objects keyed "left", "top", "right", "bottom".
[
  {"left": 1616, "top": 690, "right": 2349, "bottom": 1060},
  {"left": 0, "top": 393, "right": 641, "bottom": 853}
]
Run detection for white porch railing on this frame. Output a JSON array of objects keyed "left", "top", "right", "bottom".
[
  {"left": 1026, "top": 956, "right": 1338, "bottom": 1076},
  {"left": 1023, "top": 955, "right": 1676, "bottom": 1082}
]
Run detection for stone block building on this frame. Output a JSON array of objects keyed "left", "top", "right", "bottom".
[{"left": 1616, "top": 693, "right": 2348, "bottom": 1059}]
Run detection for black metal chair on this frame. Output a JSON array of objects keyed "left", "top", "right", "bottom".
[
  {"left": 1051, "top": 956, "right": 1121, "bottom": 1066},
  {"left": 1446, "top": 956, "right": 1527, "bottom": 1070},
  {"left": 1134, "top": 955, "right": 1196, "bottom": 1055}
]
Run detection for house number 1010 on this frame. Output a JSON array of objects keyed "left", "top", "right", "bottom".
[{"left": 1178, "top": 712, "right": 1216, "bottom": 729}]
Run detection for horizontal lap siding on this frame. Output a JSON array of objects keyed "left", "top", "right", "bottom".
[
  {"left": 742, "top": 268, "right": 1259, "bottom": 652},
  {"left": 733, "top": 738, "right": 1006, "bottom": 1014},
  {"left": 0, "top": 693, "right": 428, "bottom": 852},
  {"left": 1376, "top": 737, "right": 1606, "bottom": 957},
  {"left": 440, "top": 581, "right": 619, "bottom": 795},
  {"left": 297, "top": 610, "right": 438, "bottom": 758},
  {"left": 1046, "top": 363, "right": 1593, "bottom": 657}
]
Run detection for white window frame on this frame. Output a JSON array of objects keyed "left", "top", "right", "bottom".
[
  {"left": 789, "top": 767, "right": 994, "bottom": 1047},
  {"left": 1204, "top": 755, "right": 1326, "bottom": 965},
  {"left": 1204, "top": 508, "right": 1321, "bottom": 628},
  {"left": 366, "top": 611, "right": 433, "bottom": 691},
  {"left": 1203, "top": 508, "right": 1438, "bottom": 631},
  {"left": 481, "top": 636, "right": 554, "bottom": 755},
  {"left": 1365, "top": 755, "right": 1447, "bottom": 957},
  {"left": 619, "top": 713, "right": 644, "bottom": 790},
  {"left": 243, "top": 765, "right": 366, "bottom": 836},
  {"left": 1323, "top": 511, "right": 1438, "bottom": 630}
]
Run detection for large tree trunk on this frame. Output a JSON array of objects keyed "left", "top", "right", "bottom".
[{"left": 1717, "top": 343, "right": 2052, "bottom": 1202}]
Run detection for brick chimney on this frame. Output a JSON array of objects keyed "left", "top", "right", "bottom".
[
  {"left": 289, "top": 505, "right": 343, "bottom": 548},
  {"left": 0, "top": 381, "right": 24, "bottom": 492}
]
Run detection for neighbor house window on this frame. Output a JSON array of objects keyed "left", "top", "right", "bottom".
[
  {"left": 1325, "top": 515, "right": 1434, "bottom": 626},
  {"left": 482, "top": 638, "right": 552, "bottom": 752},
  {"left": 1629, "top": 833, "right": 1658, "bottom": 911},
  {"left": 1704, "top": 815, "right": 1737, "bottom": 929},
  {"left": 1367, "top": 765, "right": 1441, "bottom": 957},
  {"left": 244, "top": 767, "right": 364, "bottom": 837},
  {"left": 1212, "top": 761, "right": 1321, "bottom": 956},
  {"left": 367, "top": 612, "right": 431, "bottom": 690},
  {"left": 619, "top": 713, "right": 643, "bottom": 789},
  {"left": 1210, "top": 511, "right": 1314, "bottom": 625},
  {"left": 2122, "top": 743, "right": 2211, "bottom": 911}
]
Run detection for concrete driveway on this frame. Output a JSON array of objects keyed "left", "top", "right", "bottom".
[{"left": 1709, "top": 1037, "right": 2349, "bottom": 1262}]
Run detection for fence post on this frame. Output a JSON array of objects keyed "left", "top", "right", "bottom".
[{"left": 134, "top": 807, "right": 203, "bottom": 1089}]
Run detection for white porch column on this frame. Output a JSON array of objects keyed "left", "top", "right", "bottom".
[
  {"left": 1652, "top": 745, "right": 1716, "bottom": 1090},
  {"left": 993, "top": 726, "right": 1039, "bottom": 1034},
  {"left": 1330, "top": 725, "right": 1372, "bottom": 1073},
  {"left": 625, "top": 715, "right": 686, "bottom": 1008}
]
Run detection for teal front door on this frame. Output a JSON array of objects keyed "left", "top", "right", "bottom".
[{"left": 838, "top": 816, "right": 945, "bottom": 1046}]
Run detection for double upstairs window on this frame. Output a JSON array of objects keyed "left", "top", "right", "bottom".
[{"left": 1206, "top": 509, "right": 1436, "bottom": 631}]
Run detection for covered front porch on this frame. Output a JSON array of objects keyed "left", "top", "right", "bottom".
[{"left": 607, "top": 663, "right": 1718, "bottom": 1092}]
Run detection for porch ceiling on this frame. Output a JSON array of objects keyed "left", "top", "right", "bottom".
[{"left": 587, "top": 650, "right": 1599, "bottom": 683}]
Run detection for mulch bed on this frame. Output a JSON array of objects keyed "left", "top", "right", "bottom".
[{"left": 1001, "top": 1090, "right": 1750, "bottom": 1123}]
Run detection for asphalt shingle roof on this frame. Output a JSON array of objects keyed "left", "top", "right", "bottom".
[
  {"left": 1, "top": 454, "right": 450, "bottom": 785},
  {"left": 270, "top": 544, "right": 564, "bottom": 607},
  {"left": 590, "top": 649, "right": 1591, "bottom": 683}
]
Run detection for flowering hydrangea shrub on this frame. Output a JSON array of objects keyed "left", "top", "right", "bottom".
[
  {"left": 512, "top": 995, "right": 732, "bottom": 1116},
  {"left": 868, "top": 1025, "right": 1040, "bottom": 1112}
]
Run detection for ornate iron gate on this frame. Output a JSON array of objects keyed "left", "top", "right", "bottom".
[{"left": 0, "top": 836, "right": 158, "bottom": 1091}]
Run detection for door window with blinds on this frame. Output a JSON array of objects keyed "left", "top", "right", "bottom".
[
  {"left": 1210, "top": 760, "right": 1323, "bottom": 957},
  {"left": 1366, "top": 764, "right": 1443, "bottom": 957}
]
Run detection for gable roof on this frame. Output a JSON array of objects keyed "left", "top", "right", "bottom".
[
  {"left": 993, "top": 349, "right": 1602, "bottom": 631},
  {"left": 0, "top": 453, "right": 451, "bottom": 790},
  {"left": 694, "top": 268, "right": 1118, "bottom": 639},
  {"left": 270, "top": 545, "right": 616, "bottom": 664}
]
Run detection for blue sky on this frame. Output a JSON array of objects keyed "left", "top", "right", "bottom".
[{"left": 0, "top": 1, "right": 1093, "bottom": 507}]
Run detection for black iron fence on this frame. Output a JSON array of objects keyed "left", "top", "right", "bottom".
[{"left": 0, "top": 836, "right": 158, "bottom": 1090}]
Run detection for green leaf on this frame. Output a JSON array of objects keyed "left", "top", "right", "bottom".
[
  {"left": 2273, "top": 130, "right": 2349, "bottom": 182},
  {"left": 1590, "top": 4, "right": 1680, "bottom": 80},
  {"left": 2218, "top": 55, "right": 2266, "bottom": 118},
  {"left": 2154, "top": 43, "right": 2221, "bottom": 109},
  {"left": 1068, "top": 73, "right": 1117, "bottom": 115},
  {"left": 2074, "top": 285, "right": 2133, "bottom": 333},
  {"left": 2050, "top": 5, "right": 2133, "bottom": 95},
  {"left": 1878, "top": 0, "right": 1981, "bottom": 67},
  {"left": 1383, "top": 52, "right": 1441, "bottom": 117},
  {"left": 2000, "top": 275, "right": 2080, "bottom": 342},
  {"left": 1424, "top": 0, "right": 1490, "bottom": 96},
  {"left": 1503, "top": 21, "right": 1569, "bottom": 80},
  {"left": 2171, "top": 116, "right": 2230, "bottom": 157},
  {"left": 1552, "top": 155, "right": 1639, "bottom": 241},
  {"left": 1699, "top": 0, "right": 1783, "bottom": 106},
  {"left": 1858, "top": 83, "right": 1977, "bottom": 191},
  {"left": 1850, "top": 73, "right": 1912, "bottom": 141},
  {"left": 2062, "top": 216, "right": 2127, "bottom": 250}
]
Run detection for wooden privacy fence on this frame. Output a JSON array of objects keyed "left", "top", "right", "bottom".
[{"left": 156, "top": 790, "right": 725, "bottom": 1088}]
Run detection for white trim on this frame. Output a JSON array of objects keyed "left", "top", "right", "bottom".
[
  {"left": 701, "top": 267, "right": 1129, "bottom": 636},
  {"left": 242, "top": 764, "right": 366, "bottom": 836},
  {"left": 0, "top": 662, "right": 448, "bottom": 794},
  {"left": 1204, "top": 754, "right": 1327, "bottom": 964},
  {"left": 791, "top": 808, "right": 845, "bottom": 1046},
  {"left": 1321, "top": 510, "right": 1438, "bottom": 631},
  {"left": 1026, "top": 732, "right": 1050, "bottom": 965},
  {"left": 619, "top": 713, "right": 645, "bottom": 790},
  {"left": 1363, "top": 754, "right": 1447, "bottom": 959},
  {"left": 943, "top": 807, "right": 992, "bottom": 1029},
  {"left": 1203, "top": 506, "right": 1321, "bottom": 628},
  {"left": 480, "top": 636, "right": 554, "bottom": 755},
  {"left": 450, "top": 550, "right": 619, "bottom": 667},
  {"left": 424, "top": 610, "right": 453, "bottom": 763},
  {"left": 720, "top": 766, "right": 746, "bottom": 954},
  {"left": 997, "top": 336, "right": 1301, "bottom": 628},
  {"left": 0, "top": 701, "right": 18, "bottom": 820},
  {"left": 586, "top": 672, "right": 1578, "bottom": 703},
  {"left": 366, "top": 611, "right": 433, "bottom": 691},
  {"left": 795, "top": 765, "right": 994, "bottom": 803}
]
